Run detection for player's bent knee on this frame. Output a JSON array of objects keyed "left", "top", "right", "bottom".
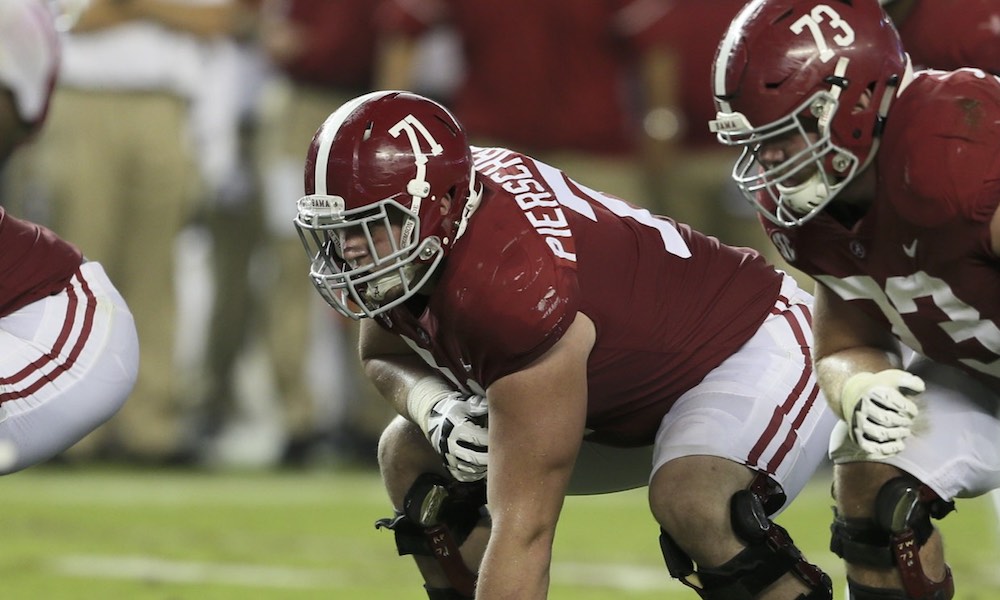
[
  {"left": 831, "top": 475, "right": 955, "bottom": 600},
  {"left": 377, "top": 417, "right": 439, "bottom": 474},
  {"left": 658, "top": 471, "right": 832, "bottom": 600}
]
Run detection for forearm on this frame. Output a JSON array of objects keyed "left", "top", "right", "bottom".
[
  {"left": 812, "top": 284, "right": 903, "bottom": 420},
  {"left": 476, "top": 531, "right": 553, "bottom": 600},
  {"left": 363, "top": 354, "right": 448, "bottom": 420},
  {"left": 474, "top": 314, "right": 593, "bottom": 598}
]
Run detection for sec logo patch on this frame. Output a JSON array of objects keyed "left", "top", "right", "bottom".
[{"left": 770, "top": 232, "right": 796, "bottom": 262}]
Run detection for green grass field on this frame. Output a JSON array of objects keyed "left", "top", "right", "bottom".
[{"left": 0, "top": 463, "right": 996, "bottom": 599}]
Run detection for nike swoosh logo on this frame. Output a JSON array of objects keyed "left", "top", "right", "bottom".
[{"left": 903, "top": 239, "right": 918, "bottom": 257}]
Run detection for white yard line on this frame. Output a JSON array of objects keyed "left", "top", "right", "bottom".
[
  {"left": 48, "top": 555, "right": 688, "bottom": 592},
  {"left": 50, "top": 555, "right": 351, "bottom": 590},
  {"left": 54, "top": 554, "right": 1000, "bottom": 594},
  {"left": 552, "top": 562, "right": 673, "bottom": 591}
]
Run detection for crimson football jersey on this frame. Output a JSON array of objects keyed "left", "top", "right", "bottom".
[
  {"left": 762, "top": 70, "right": 1000, "bottom": 389},
  {"left": 377, "top": 147, "right": 783, "bottom": 446},
  {"left": 0, "top": 207, "right": 82, "bottom": 318}
]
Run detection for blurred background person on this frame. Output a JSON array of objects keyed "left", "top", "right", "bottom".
[
  {"left": 374, "top": 0, "right": 813, "bottom": 291},
  {"left": 171, "top": 0, "right": 285, "bottom": 468},
  {"left": 639, "top": 0, "right": 806, "bottom": 284},
  {"left": 194, "top": 0, "right": 398, "bottom": 467},
  {"left": 5, "top": 0, "right": 256, "bottom": 464},
  {"left": 647, "top": 0, "right": 813, "bottom": 288},
  {"left": 375, "top": 0, "right": 676, "bottom": 214},
  {"left": 0, "top": 0, "right": 139, "bottom": 474}
]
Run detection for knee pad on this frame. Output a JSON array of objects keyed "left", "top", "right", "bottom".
[
  {"left": 374, "top": 473, "right": 488, "bottom": 557},
  {"left": 658, "top": 472, "right": 832, "bottom": 600},
  {"left": 375, "top": 474, "right": 486, "bottom": 598},
  {"left": 830, "top": 476, "right": 955, "bottom": 600}
]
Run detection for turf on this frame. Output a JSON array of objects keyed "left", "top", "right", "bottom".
[{"left": 0, "top": 463, "right": 996, "bottom": 599}]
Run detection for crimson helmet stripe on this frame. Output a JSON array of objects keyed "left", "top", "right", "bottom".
[
  {"left": 310, "top": 90, "right": 402, "bottom": 195},
  {"left": 712, "top": 0, "right": 765, "bottom": 114}
]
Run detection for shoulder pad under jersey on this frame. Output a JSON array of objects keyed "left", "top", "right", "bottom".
[
  {"left": 883, "top": 70, "right": 1000, "bottom": 225},
  {"left": 438, "top": 187, "right": 581, "bottom": 380}
]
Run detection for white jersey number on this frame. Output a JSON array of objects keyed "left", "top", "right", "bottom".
[
  {"left": 817, "top": 272, "right": 1000, "bottom": 377},
  {"left": 533, "top": 161, "right": 691, "bottom": 258},
  {"left": 400, "top": 335, "right": 486, "bottom": 397}
]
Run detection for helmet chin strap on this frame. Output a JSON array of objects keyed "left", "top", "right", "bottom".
[{"left": 365, "top": 272, "right": 404, "bottom": 303}]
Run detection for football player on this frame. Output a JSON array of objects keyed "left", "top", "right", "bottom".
[
  {"left": 294, "top": 90, "right": 838, "bottom": 599},
  {"left": 709, "top": 1, "right": 1000, "bottom": 599},
  {"left": 0, "top": 0, "right": 138, "bottom": 473},
  {"left": 882, "top": 0, "right": 1000, "bottom": 557}
]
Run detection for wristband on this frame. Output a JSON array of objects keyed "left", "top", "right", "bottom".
[
  {"left": 406, "top": 376, "right": 454, "bottom": 435},
  {"left": 839, "top": 371, "right": 875, "bottom": 420}
]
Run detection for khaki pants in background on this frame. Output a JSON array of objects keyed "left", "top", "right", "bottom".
[
  {"left": 255, "top": 82, "right": 396, "bottom": 453},
  {"left": 33, "top": 88, "right": 201, "bottom": 461}
]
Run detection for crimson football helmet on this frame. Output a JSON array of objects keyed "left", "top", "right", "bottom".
[
  {"left": 294, "top": 90, "right": 479, "bottom": 319},
  {"left": 709, "top": 0, "right": 910, "bottom": 226}
]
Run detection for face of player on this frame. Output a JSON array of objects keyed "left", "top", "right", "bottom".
[
  {"left": 336, "top": 220, "right": 399, "bottom": 269},
  {"left": 755, "top": 127, "right": 824, "bottom": 189},
  {"left": 335, "top": 217, "right": 430, "bottom": 307}
]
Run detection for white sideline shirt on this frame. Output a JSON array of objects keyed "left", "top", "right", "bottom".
[
  {"left": 58, "top": 0, "right": 231, "bottom": 99},
  {"left": 0, "top": 0, "right": 60, "bottom": 125}
]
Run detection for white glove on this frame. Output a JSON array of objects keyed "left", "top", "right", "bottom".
[
  {"left": 426, "top": 393, "right": 489, "bottom": 483},
  {"left": 406, "top": 377, "right": 489, "bottom": 482},
  {"left": 840, "top": 369, "right": 924, "bottom": 458}
]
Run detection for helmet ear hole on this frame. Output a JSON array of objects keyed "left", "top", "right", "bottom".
[{"left": 407, "top": 179, "right": 431, "bottom": 198}]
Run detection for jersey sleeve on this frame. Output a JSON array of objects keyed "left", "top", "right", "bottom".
[{"left": 447, "top": 226, "right": 581, "bottom": 386}]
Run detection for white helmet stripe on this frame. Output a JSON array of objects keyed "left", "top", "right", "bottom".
[
  {"left": 311, "top": 90, "right": 403, "bottom": 195},
  {"left": 712, "top": 0, "right": 765, "bottom": 114}
]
